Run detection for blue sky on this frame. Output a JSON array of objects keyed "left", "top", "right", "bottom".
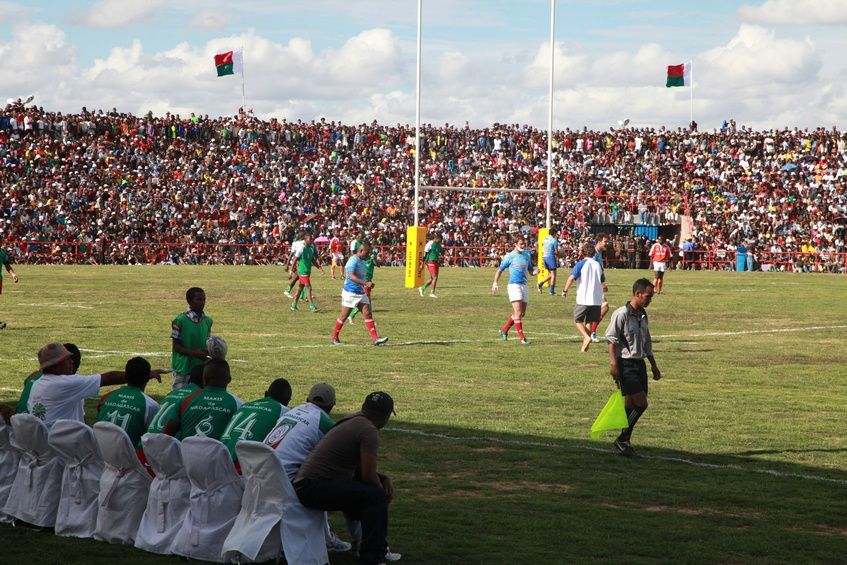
[{"left": 1, "top": 0, "right": 845, "bottom": 129}]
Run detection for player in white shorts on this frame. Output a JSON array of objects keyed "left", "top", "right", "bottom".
[{"left": 492, "top": 238, "right": 537, "bottom": 345}]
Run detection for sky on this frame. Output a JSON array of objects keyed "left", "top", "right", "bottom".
[{"left": 1, "top": 0, "right": 846, "bottom": 130}]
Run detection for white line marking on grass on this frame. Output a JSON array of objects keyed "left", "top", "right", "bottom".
[
  {"left": 655, "top": 325, "right": 847, "bottom": 340},
  {"left": 18, "top": 302, "right": 94, "bottom": 309},
  {"left": 15, "top": 325, "right": 841, "bottom": 360},
  {"left": 0, "top": 387, "right": 21, "bottom": 393},
  {"left": 390, "top": 427, "right": 847, "bottom": 486},
  {"left": 79, "top": 349, "right": 170, "bottom": 357}
]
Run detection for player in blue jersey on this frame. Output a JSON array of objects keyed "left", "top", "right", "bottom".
[
  {"left": 536, "top": 231, "right": 563, "bottom": 296},
  {"left": 331, "top": 241, "right": 388, "bottom": 346},
  {"left": 491, "top": 237, "right": 538, "bottom": 345}
]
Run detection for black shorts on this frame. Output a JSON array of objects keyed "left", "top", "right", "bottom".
[
  {"left": 574, "top": 304, "right": 601, "bottom": 323},
  {"left": 618, "top": 358, "right": 648, "bottom": 396}
]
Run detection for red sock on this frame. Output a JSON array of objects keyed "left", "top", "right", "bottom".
[
  {"left": 514, "top": 318, "right": 526, "bottom": 340},
  {"left": 333, "top": 318, "right": 344, "bottom": 340},
  {"left": 589, "top": 322, "right": 599, "bottom": 334},
  {"left": 364, "top": 319, "right": 379, "bottom": 340},
  {"left": 502, "top": 316, "right": 515, "bottom": 334}
]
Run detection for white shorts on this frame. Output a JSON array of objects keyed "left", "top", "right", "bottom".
[
  {"left": 341, "top": 290, "right": 370, "bottom": 309},
  {"left": 653, "top": 261, "right": 667, "bottom": 272},
  {"left": 507, "top": 283, "right": 528, "bottom": 303},
  {"left": 331, "top": 252, "right": 343, "bottom": 262}
]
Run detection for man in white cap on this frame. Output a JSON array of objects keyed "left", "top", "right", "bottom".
[
  {"left": 28, "top": 342, "right": 164, "bottom": 429},
  {"left": 262, "top": 383, "right": 352, "bottom": 553}
]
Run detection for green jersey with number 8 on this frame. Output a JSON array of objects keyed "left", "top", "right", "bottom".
[{"left": 177, "top": 386, "right": 243, "bottom": 441}]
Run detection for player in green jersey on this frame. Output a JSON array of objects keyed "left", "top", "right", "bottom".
[
  {"left": 220, "top": 378, "right": 292, "bottom": 471},
  {"left": 163, "top": 359, "right": 243, "bottom": 441},
  {"left": 0, "top": 246, "right": 19, "bottom": 330},
  {"left": 290, "top": 232, "right": 324, "bottom": 312},
  {"left": 171, "top": 287, "right": 212, "bottom": 390},
  {"left": 147, "top": 364, "right": 204, "bottom": 434},
  {"left": 418, "top": 233, "right": 444, "bottom": 298},
  {"left": 96, "top": 357, "right": 160, "bottom": 448}
]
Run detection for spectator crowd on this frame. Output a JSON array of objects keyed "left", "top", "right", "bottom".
[{"left": 1, "top": 100, "right": 845, "bottom": 272}]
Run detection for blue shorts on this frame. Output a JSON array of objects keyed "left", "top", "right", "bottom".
[{"left": 543, "top": 256, "right": 558, "bottom": 271}]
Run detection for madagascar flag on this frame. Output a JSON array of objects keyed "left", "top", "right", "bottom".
[
  {"left": 214, "top": 49, "right": 243, "bottom": 77},
  {"left": 666, "top": 63, "right": 690, "bottom": 87}
]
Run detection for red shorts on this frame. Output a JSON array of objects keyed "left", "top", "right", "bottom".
[
  {"left": 365, "top": 286, "right": 372, "bottom": 297},
  {"left": 426, "top": 261, "right": 439, "bottom": 277},
  {"left": 0, "top": 279, "right": 3, "bottom": 294},
  {"left": 298, "top": 275, "right": 311, "bottom": 285}
]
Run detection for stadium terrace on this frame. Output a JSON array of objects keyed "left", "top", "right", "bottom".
[{"left": 1, "top": 101, "right": 845, "bottom": 272}]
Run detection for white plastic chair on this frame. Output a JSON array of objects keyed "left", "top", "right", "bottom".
[
  {"left": 279, "top": 468, "right": 330, "bottom": 565},
  {"left": 48, "top": 419, "right": 104, "bottom": 538},
  {"left": 172, "top": 435, "right": 244, "bottom": 563},
  {"left": 92, "top": 421, "right": 151, "bottom": 544},
  {"left": 221, "top": 441, "right": 286, "bottom": 563},
  {"left": 2, "top": 413, "right": 64, "bottom": 527},
  {"left": 0, "top": 420, "right": 22, "bottom": 523},
  {"left": 134, "top": 433, "right": 191, "bottom": 555}
]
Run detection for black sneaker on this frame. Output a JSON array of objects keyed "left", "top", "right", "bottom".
[{"left": 614, "top": 439, "right": 640, "bottom": 458}]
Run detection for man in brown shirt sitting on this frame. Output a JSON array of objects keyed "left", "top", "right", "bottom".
[{"left": 294, "top": 391, "right": 395, "bottom": 565}]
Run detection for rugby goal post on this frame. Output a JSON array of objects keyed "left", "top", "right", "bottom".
[{"left": 405, "top": 0, "right": 557, "bottom": 288}]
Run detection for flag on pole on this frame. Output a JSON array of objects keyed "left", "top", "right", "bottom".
[
  {"left": 589, "top": 390, "right": 629, "bottom": 439},
  {"left": 666, "top": 62, "right": 691, "bottom": 87},
  {"left": 214, "top": 49, "right": 243, "bottom": 77}
]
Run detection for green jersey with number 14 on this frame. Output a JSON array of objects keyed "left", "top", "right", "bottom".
[{"left": 220, "top": 397, "right": 289, "bottom": 462}]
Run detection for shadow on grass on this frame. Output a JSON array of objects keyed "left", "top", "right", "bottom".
[{"left": 0, "top": 413, "right": 845, "bottom": 564}]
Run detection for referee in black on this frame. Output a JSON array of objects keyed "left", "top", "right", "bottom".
[{"left": 605, "top": 278, "right": 662, "bottom": 457}]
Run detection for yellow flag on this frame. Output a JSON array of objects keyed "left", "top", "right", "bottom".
[{"left": 590, "top": 390, "right": 628, "bottom": 439}]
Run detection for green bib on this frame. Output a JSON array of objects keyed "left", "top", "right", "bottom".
[{"left": 171, "top": 312, "right": 213, "bottom": 375}]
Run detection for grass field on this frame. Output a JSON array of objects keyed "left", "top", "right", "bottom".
[{"left": 1, "top": 265, "right": 846, "bottom": 564}]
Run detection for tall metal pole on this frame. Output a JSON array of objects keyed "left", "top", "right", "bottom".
[
  {"left": 689, "top": 59, "right": 694, "bottom": 127},
  {"left": 414, "top": 0, "right": 422, "bottom": 226},
  {"left": 546, "top": 0, "right": 555, "bottom": 229}
]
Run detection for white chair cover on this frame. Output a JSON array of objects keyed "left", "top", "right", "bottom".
[
  {"left": 48, "top": 419, "right": 104, "bottom": 538},
  {"left": 221, "top": 441, "right": 285, "bottom": 563},
  {"left": 280, "top": 467, "right": 330, "bottom": 565},
  {"left": 2, "top": 414, "right": 64, "bottom": 527},
  {"left": 134, "top": 433, "right": 191, "bottom": 555},
  {"left": 172, "top": 435, "right": 244, "bottom": 563},
  {"left": 92, "top": 421, "right": 151, "bottom": 544},
  {"left": 0, "top": 421, "right": 22, "bottom": 523}
]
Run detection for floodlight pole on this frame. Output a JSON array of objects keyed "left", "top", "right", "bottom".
[
  {"left": 414, "top": 0, "right": 422, "bottom": 227},
  {"left": 546, "top": 0, "right": 555, "bottom": 230}
]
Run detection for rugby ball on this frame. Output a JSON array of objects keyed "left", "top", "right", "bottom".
[{"left": 206, "top": 335, "right": 228, "bottom": 360}]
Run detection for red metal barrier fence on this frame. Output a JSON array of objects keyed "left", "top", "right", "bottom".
[{"left": 4, "top": 240, "right": 846, "bottom": 273}]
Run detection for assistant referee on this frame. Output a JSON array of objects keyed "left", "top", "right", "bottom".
[{"left": 605, "top": 278, "right": 662, "bottom": 458}]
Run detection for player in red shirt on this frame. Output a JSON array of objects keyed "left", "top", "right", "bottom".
[
  {"left": 648, "top": 236, "right": 672, "bottom": 294},
  {"left": 329, "top": 234, "right": 345, "bottom": 280}
]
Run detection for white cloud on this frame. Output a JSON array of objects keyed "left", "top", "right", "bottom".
[
  {"left": 190, "top": 10, "right": 229, "bottom": 30},
  {"left": 738, "top": 0, "right": 847, "bottom": 25},
  {"left": 3, "top": 16, "right": 846, "bottom": 131},
  {"left": 81, "top": 0, "right": 164, "bottom": 29},
  {"left": 0, "top": 1, "right": 33, "bottom": 21},
  {"left": 0, "top": 23, "right": 76, "bottom": 95}
]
